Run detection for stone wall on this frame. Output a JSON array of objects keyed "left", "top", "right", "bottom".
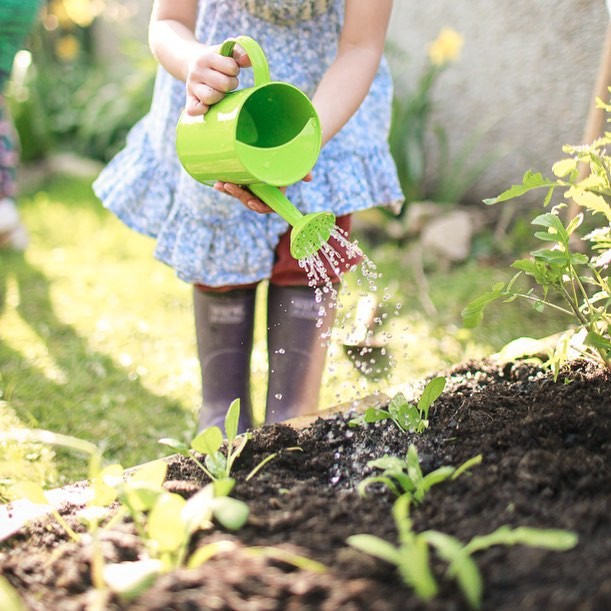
[{"left": 387, "top": 0, "right": 609, "bottom": 203}]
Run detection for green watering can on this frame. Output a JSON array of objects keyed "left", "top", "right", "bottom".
[{"left": 176, "top": 35, "right": 336, "bottom": 260}]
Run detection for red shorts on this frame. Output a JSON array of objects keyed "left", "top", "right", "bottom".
[{"left": 196, "top": 214, "right": 362, "bottom": 293}]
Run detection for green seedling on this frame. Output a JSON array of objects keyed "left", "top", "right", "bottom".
[
  {"left": 349, "top": 377, "right": 446, "bottom": 433},
  {"left": 187, "top": 541, "right": 327, "bottom": 574},
  {"left": 102, "top": 480, "right": 249, "bottom": 601},
  {"left": 348, "top": 494, "right": 578, "bottom": 609},
  {"left": 160, "top": 398, "right": 296, "bottom": 482},
  {"left": 160, "top": 398, "right": 250, "bottom": 481},
  {"left": 358, "top": 444, "right": 482, "bottom": 502},
  {"left": 463, "top": 96, "right": 611, "bottom": 376}
]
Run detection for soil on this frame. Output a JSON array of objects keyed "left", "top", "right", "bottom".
[{"left": 1, "top": 359, "right": 610, "bottom": 610}]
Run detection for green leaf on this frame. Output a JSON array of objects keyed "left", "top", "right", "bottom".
[
  {"left": 358, "top": 476, "right": 402, "bottom": 498},
  {"left": 130, "top": 460, "right": 168, "bottom": 489},
  {"left": 423, "top": 530, "right": 483, "bottom": 609},
  {"left": 552, "top": 158, "right": 577, "bottom": 177},
  {"left": 368, "top": 455, "right": 406, "bottom": 471},
  {"left": 421, "top": 466, "right": 455, "bottom": 491},
  {"left": 181, "top": 485, "right": 214, "bottom": 534},
  {"left": 451, "top": 455, "right": 483, "bottom": 480},
  {"left": 463, "top": 525, "right": 578, "bottom": 556},
  {"left": 91, "top": 463, "right": 123, "bottom": 507},
  {"left": 224, "top": 399, "right": 240, "bottom": 444},
  {"left": 103, "top": 559, "right": 162, "bottom": 601},
  {"left": 188, "top": 540, "right": 237, "bottom": 569},
  {"left": 347, "top": 534, "right": 402, "bottom": 565},
  {"left": 566, "top": 186, "right": 611, "bottom": 222},
  {"left": 147, "top": 493, "right": 187, "bottom": 553},
  {"left": 213, "top": 477, "right": 236, "bottom": 497},
  {"left": 417, "top": 377, "right": 446, "bottom": 412},
  {"left": 191, "top": 427, "right": 223, "bottom": 456},
  {"left": 363, "top": 407, "right": 391, "bottom": 423},
  {"left": 531, "top": 213, "right": 569, "bottom": 243},
  {"left": 461, "top": 283, "right": 506, "bottom": 328},
  {"left": 211, "top": 496, "right": 250, "bottom": 530},
  {"left": 158, "top": 438, "right": 191, "bottom": 456},
  {"left": 205, "top": 451, "right": 228, "bottom": 480},
  {"left": 483, "top": 171, "right": 557, "bottom": 205},
  {"left": 12, "top": 482, "right": 48, "bottom": 506},
  {"left": 585, "top": 331, "right": 611, "bottom": 354}
]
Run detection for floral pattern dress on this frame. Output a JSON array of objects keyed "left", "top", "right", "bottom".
[{"left": 93, "top": 0, "right": 404, "bottom": 286}]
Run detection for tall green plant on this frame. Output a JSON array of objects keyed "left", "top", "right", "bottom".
[
  {"left": 389, "top": 28, "right": 464, "bottom": 203},
  {"left": 463, "top": 95, "right": 611, "bottom": 376}
]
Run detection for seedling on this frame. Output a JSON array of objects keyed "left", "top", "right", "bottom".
[
  {"left": 160, "top": 398, "right": 298, "bottom": 482},
  {"left": 463, "top": 97, "right": 611, "bottom": 376},
  {"left": 160, "top": 398, "right": 248, "bottom": 481},
  {"left": 348, "top": 494, "right": 578, "bottom": 609},
  {"left": 358, "top": 444, "right": 482, "bottom": 502},
  {"left": 349, "top": 377, "right": 446, "bottom": 433}
]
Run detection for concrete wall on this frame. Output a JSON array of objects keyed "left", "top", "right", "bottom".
[{"left": 387, "top": 0, "right": 609, "bottom": 203}]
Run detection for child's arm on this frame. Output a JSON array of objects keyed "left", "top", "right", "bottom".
[
  {"left": 312, "top": 0, "right": 394, "bottom": 146},
  {"left": 148, "top": 0, "right": 249, "bottom": 115}
]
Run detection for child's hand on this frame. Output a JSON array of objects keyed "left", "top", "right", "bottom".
[
  {"left": 213, "top": 173, "right": 314, "bottom": 214},
  {"left": 185, "top": 44, "right": 251, "bottom": 116}
]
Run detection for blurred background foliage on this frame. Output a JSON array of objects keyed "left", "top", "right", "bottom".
[{"left": 7, "top": 0, "right": 155, "bottom": 163}]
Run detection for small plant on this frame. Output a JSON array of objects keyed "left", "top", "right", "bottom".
[
  {"left": 160, "top": 399, "right": 250, "bottom": 482},
  {"left": 160, "top": 398, "right": 296, "bottom": 482},
  {"left": 1, "top": 427, "right": 250, "bottom": 603},
  {"left": 358, "top": 444, "right": 482, "bottom": 502},
  {"left": 389, "top": 28, "right": 464, "bottom": 203},
  {"left": 348, "top": 494, "right": 578, "bottom": 609},
  {"left": 462, "top": 96, "right": 611, "bottom": 376},
  {"left": 349, "top": 376, "right": 446, "bottom": 433}
]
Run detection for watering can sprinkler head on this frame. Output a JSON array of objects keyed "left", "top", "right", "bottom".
[{"left": 290, "top": 211, "right": 336, "bottom": 260}]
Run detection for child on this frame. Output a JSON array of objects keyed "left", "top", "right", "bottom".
[{"left": 93, "top": 0, "right": 403, "bottom": 432}]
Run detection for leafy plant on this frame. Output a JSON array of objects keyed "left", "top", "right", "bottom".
[
  {"left": 349, "top": 376, "right": 446, "bottom": 433},
  {"left": 389, "top": 28, "right": 464, "bottom": 203},
  {"left": 1, "top": 427, "right": 250, "bottom": 602},
  {"left": 160, "top": 399, "right": 249, "bottom": 481},
  {"left": 160, "top": 398, "right": 295, "bottom": 482},
  {"left": 358, "top": 443, "right": 482, "bottom": 502},
  {"left": 348, "top": 494, "right": 578, "bottom": 609},
  {"left": 462, "top": 97, "right": 611, "bottom": 375}
]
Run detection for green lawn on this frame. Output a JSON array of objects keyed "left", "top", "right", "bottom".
[{"left": 0, "top": 171, "right": 570, "bottom": 491}]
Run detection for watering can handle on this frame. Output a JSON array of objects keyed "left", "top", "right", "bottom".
[{"left": 219, "top": 36, "right": 271, "bottom": 86}]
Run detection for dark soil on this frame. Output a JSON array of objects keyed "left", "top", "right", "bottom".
[{"left": 1, "top": 359, "right": 610, "bottom": 610}]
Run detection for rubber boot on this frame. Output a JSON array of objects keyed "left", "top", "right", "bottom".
[
  {"left": 265, "top": 284, "right": 336, "bottom": 424},
  {"left": 193, "top": 286, "right": 257, "bottom": 433}
]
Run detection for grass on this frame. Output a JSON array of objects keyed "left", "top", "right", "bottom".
[{"left": 0, "top": 171, "right": 570, "bottom": 491}]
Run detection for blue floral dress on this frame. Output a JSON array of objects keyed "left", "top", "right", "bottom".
[{"left": 93, "top": 0, "right": 404, "bottom": 286}]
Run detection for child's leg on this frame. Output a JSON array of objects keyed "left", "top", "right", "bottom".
[
  {"left": 193, "top": 285, "right": 257, "bottom": 433},
  {"left": 265, "top": 283, "right": 336, "bottom": 423},
  {"left": 264, "top": 214, "right": 359, "bottom": 423}
]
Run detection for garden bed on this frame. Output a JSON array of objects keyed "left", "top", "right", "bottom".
[{"left": 1, "top": 358, "right": 610, "bottom": 610}]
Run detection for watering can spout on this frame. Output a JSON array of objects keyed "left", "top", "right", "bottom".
[{"left": 249, "top": 184, "right": 335, "bottom": 260}]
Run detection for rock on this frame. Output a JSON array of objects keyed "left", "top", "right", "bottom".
[{"left": 420, "top": 209, "right": 474, "bottom": 263}]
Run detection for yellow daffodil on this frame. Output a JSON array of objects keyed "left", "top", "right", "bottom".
[
  {"left": 427, "top": 28, "right": 464, "bottom": 66},
  {"left": 55, "top": 35, "right": 80, "bottom": 61}
]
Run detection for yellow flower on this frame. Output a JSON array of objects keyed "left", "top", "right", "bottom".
[
  {"left": 56, "top": 34, "right": 81, "bottom": 61},
  {"left": 427, "top": 28, "right": 464, "bottom": 66}
]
